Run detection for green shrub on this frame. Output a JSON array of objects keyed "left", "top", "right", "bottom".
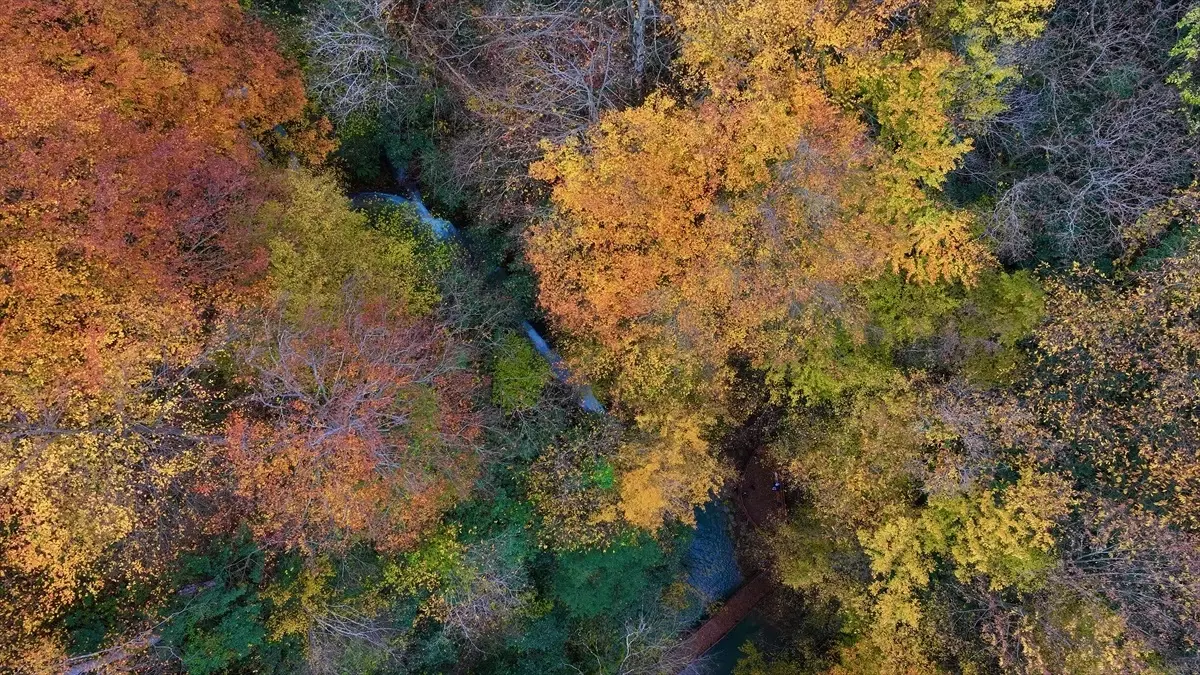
[
  {"left": 491, "top": 332, "right": 552, "bottom": 414},
  {"left": 1170, "top": 7, "right": 1200, "bottom": 129},
  {"left": 552, "top": 536, "right": 666, "bottom": 620},
  {"left": 159, "top": 537, "right": 303, "bottom": 675},
  {"left": 264, "top": 171, "right": 451, "bottom": 317},
  {"left": 863, "top": 272, "right": 962, "bottom": 348}
]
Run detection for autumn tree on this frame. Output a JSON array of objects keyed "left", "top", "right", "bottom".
[
  {"left": 226, "top": 294, "right": 480, "bottom": 553},
  {"left": 1024, "top": 237, "right": 1200, "bottom": 531},
  {"left": 531, "top": 90, "right": 880, "bottom": 390},
  {"left": 0, "top": 0, "right": 321, "bottom": 666},
  {"left": 670, "top": 0, "right": 1049, "bottom": 157},
  {"left": 261, "top": 171, "right": 451, "bottom": 318},
  {"left": 526, "top": 420, "right": 625, "bottom": 549},
  {"left": 772, "top": 229, "right": 1200, "bottom": 671},
  {"left": 526, "top": 74, "right": 993, "bottom": 526},
  {"left": 491, "top": 331, "right": 554, "bottom": 415},
  {"left": 1170, "top": 5, "right": 1200, "bottom": 128},
  {"left": 225, "top": 171, "right": 480, "bottom": 553}
]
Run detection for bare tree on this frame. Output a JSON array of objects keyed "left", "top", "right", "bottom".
[
  {"left": 441, "top": 536, "right": 532, "bottom": 652},
  {"left": 305, "top": 0, "right": 434, "bottom": 122},
  {"left": 1053, "top": 504, "right": 1200, "bottom": 668},
  {"left": 572, "top": 611, "right": 696, "bottom": 675},
  {"left": 613, "top": 613, "right": 698, "bottom": 675},
  {"left": 977, "top": 0, "right": 1197, "bottom": 263},
  {"left": 301, "top": 0, "right": 672, "bottom": 220},
  {"left": 306, "top": 604, "right": 409, "bottom": 675},
  {"left": 442, "top": 0, "right": 673, "bottom": 221}
]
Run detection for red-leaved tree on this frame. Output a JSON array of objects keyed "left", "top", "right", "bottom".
[{"left": 226, "top": 295, "right": 482, "bottom": 553}]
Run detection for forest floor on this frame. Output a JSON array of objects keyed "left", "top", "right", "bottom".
[{"left": 733, "top": 451, "right": 786, "bottom": 532}]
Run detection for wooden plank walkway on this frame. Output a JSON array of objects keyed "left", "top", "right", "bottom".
[
  {"left": 675, "top": 449, "right": 787, "bottom": 673},
  {"left": 673, "top": 573, "right": 773, "bottom": 672}
]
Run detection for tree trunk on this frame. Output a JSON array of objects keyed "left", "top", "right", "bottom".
[
  {"left": 64, "top": 634, "right": 162, "bottom": 675},
  {"left": 630, "top": 0, "right": 649, "bottom": 96}
]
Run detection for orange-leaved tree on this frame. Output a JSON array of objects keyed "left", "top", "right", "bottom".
[
  {"left": 527, "top": 86, "right": 879, "bottom": 402},
  {"left": 223, "top": 170, "right": 481, "bottom": 554},
  {"left": 522, "top": 0, "right": 1055, "bottom": 530},
  {"left": 526, "top": 79, "right": 984, "bottom": 527},
  {"left": 0, "top": 0, "right": 321, "bottom": 666},
  {"left": 226, "top": 294, "right": 481, "bottom": 554}
]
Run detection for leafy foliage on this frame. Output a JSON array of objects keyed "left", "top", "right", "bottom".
[
  {"left": 0, "top": 0, "right": 322, "bottom": 665},
  {"left": 491, "top": 332, "right": 553, "bottom": 414},
  {"left": 9, "top": 0, "right": 1200, "bottom": 673},
  {"left": 264, "top": 171, "right": 450, "bottom": 317},
  {"left": 158, "top": 539, "right": 304, "bottom": 675},
  {"left": 1170, "top": 6, "right": 1200, "bottom": 128},
  {"left": 552, "top": 536, "right": 666, "bottom": 621}
]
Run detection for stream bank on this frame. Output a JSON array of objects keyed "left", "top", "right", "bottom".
[{"left": 352, "top": 189, "right": 779, "bottom": 674}]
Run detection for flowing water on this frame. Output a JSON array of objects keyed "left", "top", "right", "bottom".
[
  {"left": 354, "top": 191, "right": 754, "bottom": 673},
  {"left": 352, "top": 191, "right": 604, "bottom": 413}
]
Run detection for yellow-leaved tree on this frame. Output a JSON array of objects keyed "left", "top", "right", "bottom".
[
  {"left": 525, "top": 0, "right": 1058, "bottom": 532},
  {"left": 527, "top": 78, "right": 986, "bottom": 528}
]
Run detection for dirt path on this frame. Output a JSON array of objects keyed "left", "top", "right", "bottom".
[{"left": 733, "top": 452, "right": 786, "bottom": 531}]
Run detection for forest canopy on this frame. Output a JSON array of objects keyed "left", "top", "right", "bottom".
[{"left": 2, "top": 0, "right": 1200, "bottom": 673}]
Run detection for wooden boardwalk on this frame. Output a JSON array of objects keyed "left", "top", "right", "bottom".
[
  {"left": 675, "top": 449, "right": 786, "bottom": 673},
  {"left": 675, "top": 573, "right": 773, "bottom": 670}
]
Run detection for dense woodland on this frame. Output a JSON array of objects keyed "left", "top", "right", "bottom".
[{"left": 4, "top": 0, "right": 1200, "bottom": 673}]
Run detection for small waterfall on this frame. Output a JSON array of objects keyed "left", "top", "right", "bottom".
[
  {"left": 520, "top": 321, "right": 605, "bottom": 413},
  {"left": 352, "top": 191, "right": 458, "bottom": 239},
  {"left": 353, "top": 191, "right": 750, "bottom": 673}
]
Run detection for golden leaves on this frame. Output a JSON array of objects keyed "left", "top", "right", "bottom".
[
  {"left": 1030, "top": 239, "right": 1200, "bottom": 530},
  {"left": 616, "top": 411, "right": 729, "bottom": 530}
]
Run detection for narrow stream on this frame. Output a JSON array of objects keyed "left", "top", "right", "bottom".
[
  {"left": 686, "top": 502, "right": 743, "bottom": 605},
  {"left": 353, "top": 191, "right": 748, "bottom": 672},
  {"left": 352, "top": 191, "right": 604, "bottom": 413}
]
